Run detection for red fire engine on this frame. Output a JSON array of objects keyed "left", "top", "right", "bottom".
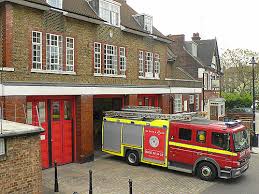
[{"left": 102, "top": 107, "right": 250, "bottom": 181}]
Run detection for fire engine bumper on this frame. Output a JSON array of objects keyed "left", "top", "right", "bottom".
[{"left": 220, "top": 162, "right": 249, "bottom": 179}]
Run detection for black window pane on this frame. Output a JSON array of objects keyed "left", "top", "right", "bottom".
[
  {"left": 179, "top": 128, "right": 192, "bottom": 141},
  {"left": 52, "top": 101, "right": 60, "bottom": 121}
]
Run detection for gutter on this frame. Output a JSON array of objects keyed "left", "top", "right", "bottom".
[{"left": 0, "top": 0, "right": 49, "bottom": 10}]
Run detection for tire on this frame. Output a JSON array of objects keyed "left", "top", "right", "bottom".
[
  {"left": 126, "top": 150, "right": 140, "bottom": 166},
  {"left": 197, "top": 162, "right": 217, "bottom": 181}
]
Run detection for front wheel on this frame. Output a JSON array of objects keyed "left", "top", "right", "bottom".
[
  {"left": 197, "top": 162, "right": 217, "bottom": 181},
  {"left": 126, "top": 150, "right": 140, "bottom": 166}
]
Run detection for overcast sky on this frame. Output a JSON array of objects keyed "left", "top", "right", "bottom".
[{"left": 127, "top": 0, "right": 259, "bottom": 54}]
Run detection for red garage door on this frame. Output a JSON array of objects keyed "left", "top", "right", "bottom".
[{"left": 27, "top": 97, "right": 75, "bottom": 169}]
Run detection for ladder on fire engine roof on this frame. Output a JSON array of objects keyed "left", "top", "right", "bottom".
[{"left": 105, "top": 106, "right": 199, "bottom": 121}]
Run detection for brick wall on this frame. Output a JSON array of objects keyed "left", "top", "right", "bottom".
[
  {"left": 1, "top": 3, "right": 170, "bottom": 87},
  {"left": 76, "top": 95, "right": 94, "bottom": 162},
  {"left": 0, "top": 135, "right": 42, "bottom": 194}
]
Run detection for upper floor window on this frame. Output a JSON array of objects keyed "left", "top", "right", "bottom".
[
  {"left": 31, "top": 31, "right": 75, "bottom": 73},
  {"left": 139, "top": 51, "right": 144, "bottom": 77},
  {"left": 46, "top": 33, "right": 63, "bottom": 71},
  {"left": 139, "top": 50, "right": 160, "bottom": 79},
  {"left": 99, "top": 0, "right": 120, "bottom": 26},
  {"left": 94, "top": 42, "right": 126, "bottom": 76},
  {"left": 32, "top": 31, "right": 42, "bottom": 70},
  {"left": 66, "top": 38, "right": 75, "bottom": 72},
  {"left": 144, "top": 15, "right": 153, "bottom": 33},
  {"left": 47, "top": 0, "right": 62, "bottom": 9}
]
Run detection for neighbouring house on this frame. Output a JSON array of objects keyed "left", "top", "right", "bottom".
[
  {"left": 0, "top": 0, "right": 202, "bottom": 169},
  {"left": 168, "top": 33, "right": 224, "bottom": 120}
]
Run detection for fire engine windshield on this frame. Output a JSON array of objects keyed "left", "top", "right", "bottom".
[{"left": 233, "top": 130, "right": 249, "bottom": 152}]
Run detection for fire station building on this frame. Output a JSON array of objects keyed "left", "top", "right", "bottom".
[{"left": 0, "top": 0, "right": 202, "bottom": 168}]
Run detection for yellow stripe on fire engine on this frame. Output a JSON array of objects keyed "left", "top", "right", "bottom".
[{"left": 168, "top": 141, "right": 238, "bottom": 156}]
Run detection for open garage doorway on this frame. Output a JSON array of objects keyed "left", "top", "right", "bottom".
[{"left": 93, "top": 95, "right": 124, "bottom": 151}]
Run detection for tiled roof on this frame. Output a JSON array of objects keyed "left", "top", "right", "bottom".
[
  {"left": 185, "top": 39, "right": 217, "bottom": 67},
  {"left": 24, "top": 0, "right": 168, "bottom": 40}
]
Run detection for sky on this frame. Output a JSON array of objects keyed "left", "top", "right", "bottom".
[{"left": 127, "top": 0, "right": 259, "bottom": 55}]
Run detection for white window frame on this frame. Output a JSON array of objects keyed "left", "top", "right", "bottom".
[
  {"left": 119, "top": 47, "right": 126, "bottom": 76},
  {"left": 195, "top": 94, "right": 200, "bottom": 111},
  {"left": 99, "top": 0, "right": 120, "bottom": 27},
  {"left": 32, "top": 31, "right": 42, "bottom": 70},
  {"left": 66, "top": 37, "right": 74, "bottom": 72},
  {"left": 145, "top": 52, "right": 153, "bottom": 78},
  {"left": 94, "top": 42, "right": 102, "bottom": 75},
  {"left": 0, "top": 138, "right": 5, "bottom": 156},
  {"left": 189, "top": 95, "right": 195, "bottom": 104},
  {"left": 104, "top": 44, "right": 117, "bottom": 75},
  {"left": 46, "top": 33, "right": 62, "bottom": 71},
  {"left": 144, "top": 15, "right": 153, "bottom": 33},
  {"left": 139, "top": 51, "right": 144, "bottom": 77},
  {"left": 154, "top": 53, "right": 160, "bottom": 79},
  {"left": 174, "top": 94, "right": 182, "bottom": 113},
  {"left": 47, "top": 0, "right": 63, "bottom": 9}
]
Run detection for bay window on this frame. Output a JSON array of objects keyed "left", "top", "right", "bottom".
[
  {"left": 94, "top": 42, "right": 102, "bottom": 74},
  {"left": 47, "top": 0, "right": 62, "bottom": 9},
  {"left": 120, "top": 47, "right": 126, "bottom": 75},
  {"left": 104, "top": 44, "right": 117, "bottom": 75},
  {"left": 145, "top": 52, "right": 153, "bottom": 78},
  {"left": 46, "top": 33, "right": 62, "bottom": 71},
  {"left": 99, "top": 0, "right": 120, "bottom": 26},
  {"left": 154, "top": 54, "right": 160, "bottom": 78}
]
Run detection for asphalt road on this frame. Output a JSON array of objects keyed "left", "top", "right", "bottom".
[{"left": 202, "top": 152, "right": 259, "bottom": 194}]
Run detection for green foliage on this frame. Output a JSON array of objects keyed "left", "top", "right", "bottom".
[{"left": 222, "top": 92, "right": 252, "bottom": 110}]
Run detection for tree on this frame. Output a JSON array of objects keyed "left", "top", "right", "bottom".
[{"left": 221, "top": 49, "right": 259, "bottom": 94}]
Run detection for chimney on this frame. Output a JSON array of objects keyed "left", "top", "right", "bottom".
[{"left": 192, "top": 33, "right": 201, "bottom": 41}]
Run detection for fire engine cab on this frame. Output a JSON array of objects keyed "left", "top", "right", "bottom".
[{"left": 102, "top": 107, "right": 250, "bottom": 181}]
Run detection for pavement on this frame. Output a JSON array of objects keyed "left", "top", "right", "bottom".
[{"left": 43, "top": 152, "right": 259, "bottom": 194}]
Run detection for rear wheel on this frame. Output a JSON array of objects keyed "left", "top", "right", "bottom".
[
  {"left": 197, "top": 162, "right": 217, "bottom": 181},
  {"left": 126, "top": 150, "right": 140, "bottom": 166}
]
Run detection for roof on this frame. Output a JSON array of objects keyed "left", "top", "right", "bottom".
[
  {"left": 171, "top": 67, "right": 196, "bottom": 80},
  {"left": 0, "top": 120, "right": 44, "bottom": 138},
  {"left": 21, "top": 0, "right": 168, "bottom": 41},
  {"left": 185, "top": 39, "right": 217, "bottom": 67}
]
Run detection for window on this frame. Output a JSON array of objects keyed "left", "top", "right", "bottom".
[
  {"left": 119, "top": 47, "right": 126, "bottom": 75},
  {"left": 37, "top": 102, "right": 46, "bottom": 123},
  {"left": 47, "top": 0, "right": 62, "bottom": 9},
  {"left": 66, "top": 37, "right": 74, "bottom": 72},
  {"left": 204, "top": 73, "right": 208, "bottom": 90},
  {"left": 52, "top": 101, "right": 60, "bottom": 121},
  {"left": 32, "top": 31, "right": 42, "bottom": 70},
  {"left": 46, "top": 34, "right": 63, "bottom": 71},
  {"left": 64, "top": 101, "right": 72, "bottom": 120},
  {"left": 94, "top": 42, "right": 126, "bottom": 76},
  {"left": 104, "top": 44, "right": 117, "bottom": 75},
  {"left": 99, "top": 0, "right": 120, "bottom": 26},
  {"left": 174, "top": 94, "right": 182, "bottom": 113},
  {"left": 94, "top": 42, "right": 102, "bottom": 74},
  {"left": 139, "top": 51, "right": 144, "bottom": 77},
  {"left": 27, "top": 102, "right": 32, "bottom": 125},
  {"left": 179, "top": 128, "right": 192, "bottom": 141},
  {"left": 145, "top": 52, "right": 153, "bottom": 77},
  {"left": 212, "top": 132, "right": 230, "bottom": 150},
  {"left": 144, "top": 15, "right": 153, "bottom": 33},
  {"left": 189, "top": 95, "right": 194, "bottom": 104},
  {"left": 154, "top": 54, "right": 160, "bottom": 78},
  {"left": 196, "top": 131, "right": 206, "bottom": 143},
  {"left": 0, "top": 138, "right": 5, "bottom": 156},
  {"left": 195, "top": 94, "right": 200, "bottom": 111}
]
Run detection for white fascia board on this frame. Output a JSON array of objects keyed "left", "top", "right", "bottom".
[{"left": 0, "top": 84, "right": 202, "bottom": 96}]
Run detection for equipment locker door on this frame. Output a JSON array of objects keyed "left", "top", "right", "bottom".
[{"left": 143, "top": 126, "right": 167, "bottom": 165}]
